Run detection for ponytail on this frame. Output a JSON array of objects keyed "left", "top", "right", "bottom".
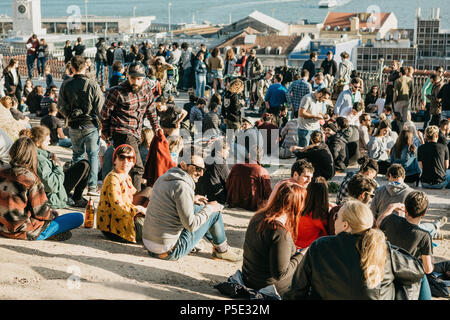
[
  {"left": 340, "top": 201, "right": 387, "bottom": 289},
  {"left": 358, "top": 229, "right": 387, "bottom": 289}
]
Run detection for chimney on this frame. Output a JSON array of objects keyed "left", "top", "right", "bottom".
[
  {"left": 350, "top": 17, "right": 360, "bottom": 32},
  {"left": 417, "top": 7, "right": 421, "bottom": 18},
  {"left": 436, "top": 8, "right": 440, "bottom": 19}
]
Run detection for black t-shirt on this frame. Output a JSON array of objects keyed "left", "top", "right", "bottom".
[
  {"left": 41, "top": 115, "right": 64, "bottom": 145},
  {"left": 417, "top": 142, "right": 449, "bottom": 184},
  {"left": 437, "top": 83, "right": 450, "bottom": 110},
  {"left": 295, "top": 143, "right": 335, "bottom": 180},
  {"left": 380, "top": 214, "right": 432, "bottom": 259},
  {"left": 438, "top": 131, "right": 448, "bottom": 146},
  {"left": 158, "top": 105, "right": 183, "bottom": 128}
]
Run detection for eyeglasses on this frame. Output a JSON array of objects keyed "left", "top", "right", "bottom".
[
  {"left": 118, "top": 154, "right": 135, "bottom": 162},
  {"left": 189, "top": 164, "right": 205, "bottom": 173}
]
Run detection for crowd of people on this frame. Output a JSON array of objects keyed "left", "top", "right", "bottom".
[{"left": 0, "top": 34, "right": 449, "bottom": 300}]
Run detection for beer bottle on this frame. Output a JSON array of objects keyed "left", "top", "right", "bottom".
[{"left": 84, "top": 198, "right": 95, "bottom": 228}]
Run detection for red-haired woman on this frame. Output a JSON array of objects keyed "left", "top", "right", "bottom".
[
  {"left": 295, "top": 176, "right": 334, "bottom": 249},
  {"left": 242, "top": 181, "right": 307, "bottom": 295}
]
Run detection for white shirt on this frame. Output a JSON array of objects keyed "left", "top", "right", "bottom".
[
  {"left": 297, "top": 93, "right": 326, "bottom": 131},
  {"left": 10, "top": 68, "right": 18, "bottom": 85},
  {"left": 376, "top": 98, "right": 386, "bottom": 116}
]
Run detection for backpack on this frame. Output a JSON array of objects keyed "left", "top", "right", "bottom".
[{"left": 67, "top": 77, "right": 92, "bottom": 120}]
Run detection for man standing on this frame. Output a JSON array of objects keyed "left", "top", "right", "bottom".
[
  {"left": 142, "top": 40, "right": 154, "bottom": 67},
  {"left": 321, "top": 51, "right": 337, "bottom": 88},
  {"left": 73, "top": 37, "right": 86, "bottom": 56},
  {"left": 287, "top": 69, "right": 312, "bottom": 119},
  {"left": 393, "top": 67, "right": 413, "bottom": 123},
  {"left": 166, "top": 42, "right": 181, "bottom": 65},
  {"left": 180, "top": 42, "right": 193, "bottom": 91},
  {"left": 334, "top": 77, "right": 362, "bottom": 116},
  {"left": 427, "top": 74, "right": 445, "bottom": 127},
  {"left": 336, "top": 51, "right": 354, "bottom": 87},
  {"left": 297, "top": 88, "right": 331, "bottom": 147},
  {"left": 26, "top": 34, "right": 39, "bottom": 79},
  {"left": 302, "top": 52, "right": 318, "bottom": 82},
  {"left": 106, "top": 42, "right": 116, "bottom": 83},
  {"left": 113, "top": 42, "right": 127, "bottom": 65},
  {"left": 101, "top": 62, "right": 161, "bottom": 192},
  {"left": 437, "top": 78, "right": 450, "bottom": 121},
  {"left": 264, "top": 74, "right": 287, "bottom": 119},
  {"left": 244, "top": 49, "right": 263, "bottom": 106},
  {"left": 255, "top": 70, "right": 274, "bottom": 114},
  {"left": 142, "top": 154, "right": 241, "bottom": 262},
  {"left": 422, "top": 66, "right": 444, "bottom": 130},
  {"left": 57, "top": 56, "right": 104, "bottom": 196}
]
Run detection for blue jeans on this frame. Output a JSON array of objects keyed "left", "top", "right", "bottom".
[
  {"left": 196, "top": 74, "right": 206, "bottom": 98},
  {"left": 182, "top": 66, "right": 192, "bottom": 90},
  {"left": 108, "top": 65, "right": 113, "bottom": 82},
  {"left": 58, "top": 137, "right": 72, "bottom": 148},
  {"left": 37, "top": 57, "right": 47, "bottom": 76},
  {"left": 148, "top": 205, "right": 227, "bottom": 261},
  {"left": 441, "top": 110, "right": 450, "bottom": 120},
  {"left": 96, "top": 61, "right": 105, "bottom": 84},
  {"left": 36, "top": 212, "right": 84, "bottom": 240},
  {"left": 422, "top": 170, "right": 450, "bottom": 189},
  {"left": 69, "top": 127, "right": 100, "bottom": 188},
  {"left": 26, "top": 54, "right": 36, "bottom": 79},
  {"left": 298, "top": 128, "right": 312, "bottom": 148},
  {"left": 418, "top": 275, "right": 432, "bottom": 300}
]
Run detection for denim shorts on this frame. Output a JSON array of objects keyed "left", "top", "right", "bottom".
[{"left": 211, "top": 69, "right": 223, "bottom": 79}]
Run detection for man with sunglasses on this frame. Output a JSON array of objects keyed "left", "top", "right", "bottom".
[
  {"left": 328, "top": 174, "right": 376, "bottom": 235},
  {"left": 334, "top": 77, "right": 361, "bottom": 116},
  {"left": 142, "top": 154, "right": 241, "bottom": 262}
]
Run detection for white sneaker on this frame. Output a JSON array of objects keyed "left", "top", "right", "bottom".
[{"left": 87, "top": 187, "right": 100, "bottom": 197}]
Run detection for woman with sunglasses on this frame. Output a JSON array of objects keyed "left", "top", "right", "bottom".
[
  {"left": 97, "top": 144, "right": 146, "bottom": 244},
  {"left": 284, "top": 201, "right": 424, "bottom": 300}
]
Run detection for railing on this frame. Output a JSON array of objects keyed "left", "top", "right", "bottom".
[{"left": 1, "top": 47, "right": 98, "bottom": 81}]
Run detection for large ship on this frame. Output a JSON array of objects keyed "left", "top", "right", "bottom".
[{"left": 318, "top": 0, "right": 338, "bottom": 8}]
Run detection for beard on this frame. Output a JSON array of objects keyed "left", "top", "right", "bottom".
[{"left": 130, "top": 84, "right": 142, "bottom": 93}]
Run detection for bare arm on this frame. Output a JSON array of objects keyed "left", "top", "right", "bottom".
[{"left": 421, "top": 255, "right": 434, "bottom": 274}]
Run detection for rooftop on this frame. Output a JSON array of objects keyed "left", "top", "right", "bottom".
[
  {"left": 248, "top": 10, "right": 288, "bottom": 32},
  {"left": 322, "top": 12, "right": 392, "bottom": 32}
]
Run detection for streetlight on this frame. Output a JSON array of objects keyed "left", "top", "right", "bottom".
[
  {"left": 378, "top": 57, "right": 385, "bottom": 89},
  {"left": 133, "top": 6, "right": 136, "bottom": 39},
  {"left": 168, "top": 2, "right": 172, "bottom": 42},
  {"left": 84, "top": 0, "right": 88, "bottom": 34}
]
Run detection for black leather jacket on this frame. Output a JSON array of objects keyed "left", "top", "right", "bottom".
[{"left": 283, "top": 232, "right": 424, "bottom": 300}]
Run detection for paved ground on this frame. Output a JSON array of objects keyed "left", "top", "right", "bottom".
[{"left": 0, "top": 84, "right": 447, "bottom": 300}]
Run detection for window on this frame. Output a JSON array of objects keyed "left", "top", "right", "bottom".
[
  {"left": 440, "top": 40, "right": 444, "bottom": 45},
  {"left": 434, "top": 28, "right": 439, "bottom": 33},
  {"left": 371, "top": 65, "right": 378, "bottom": 71},
  {"left": 420, "top": 28, "right": 425, "bottom": 33},
  {"left": 408, "top": 55, "right": 414, "bottom": 61},
  {"left": 426, "top": 28, "right": 431, "bottom": 33},
  {"left": 387, "top": 54, "right": 393, "bottom": 60},
  {"left": 372, "top": 54, "right": 378, "bottom": 59},
  {"left": 418, "top": 39, "right": 425, "bottom": 45},
  {"left": 393, "top": 55, "right": 399, "bottom": 60},
  {"left": 363, "top": 54, "right": 369, "bottom": 60},
  {"left": 433, "top": 40, "right": 438, "bottom": 45}
]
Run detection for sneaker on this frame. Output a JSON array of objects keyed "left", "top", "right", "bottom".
[
  {"left": 87, "top": 187, "right": 100, "bottom": 197},
  {"left": 211, "top": 248, "right": 242, "bottom": 262},
  {"left": 73, "top": 197, "right": 89, "bottom": 208},
  {"left": 67, "top": 197, "right": 75, "bottom": 206},
  {"left": 433, "top": 232, "right": 444, "bottom": 240},
  {"left": 47, "top": 231, "right": 72, "bottom": 241},
  {"left": 190, "top": 242, "right": 204, "bottom": 254},
  {"left": 434, "top": 216, "right": 448, "bottom": 229}
]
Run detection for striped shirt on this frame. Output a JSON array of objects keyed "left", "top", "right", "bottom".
[{"left": 101, "top": 79, "right": 160, "bottom": 140}]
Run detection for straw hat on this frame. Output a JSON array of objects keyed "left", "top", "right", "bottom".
[{"left": 228, "top": 78, "right": 244, "bottom": 94}]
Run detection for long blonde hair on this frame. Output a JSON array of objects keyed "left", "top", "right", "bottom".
[{"left": 340, "top": 201, "right": 387, "bottom": 289}]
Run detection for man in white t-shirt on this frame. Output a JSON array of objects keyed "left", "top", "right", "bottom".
[{"left": 297, "top": 87, "right": 331, "bottom": 147}]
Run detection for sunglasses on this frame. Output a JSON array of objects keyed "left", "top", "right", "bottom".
[
  {"left": 189, "top": 164, "right": 205, "bottom": 173},
  {"left": 118, "top": 154, "right": 135, "bottom": 161}
]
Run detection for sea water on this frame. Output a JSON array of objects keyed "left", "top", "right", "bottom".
[{"left": 0, "top": 0, "right": 448, "bottom": 29}]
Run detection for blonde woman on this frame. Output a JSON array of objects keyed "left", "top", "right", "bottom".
[
  {"left": 283, "top": 201, "right": 424, "bottom": 300},
  {"left": 0, "top": 96, "right": 26, "bottom": 140},
  {"left": 223, "top": 48, "right": 237, "bottom": 78}
]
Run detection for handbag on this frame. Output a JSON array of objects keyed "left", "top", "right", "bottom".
[{"left": 427, "top": 273, "right": 449, "bottom": 298}]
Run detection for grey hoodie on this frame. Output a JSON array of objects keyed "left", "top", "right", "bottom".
[
  {"left": 370, "top": 181, "right": 413, "bottom": 219},
  {"left": 142, "top": 166, "right": 213, "bottom": 249}
]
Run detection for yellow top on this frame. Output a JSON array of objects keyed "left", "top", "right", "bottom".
[{"left": 96, "top": 171, "right": 138, "bottom": 243}]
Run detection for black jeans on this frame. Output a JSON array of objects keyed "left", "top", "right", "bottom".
[
  {"left": 64, "top": 160, "right": 90, "bottom": 200},
  {"left": 112, "top": 132, "right": 144, "bottom": 192},
  {"left": 101, "top": 216, "right": 145, "bottom": 243}
]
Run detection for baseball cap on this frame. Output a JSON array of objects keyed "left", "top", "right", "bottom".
[{"left": 128, "top": 62, "right": 146, "bottom": 77}]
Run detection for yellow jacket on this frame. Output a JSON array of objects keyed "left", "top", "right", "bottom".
[{"left": 96, "top": 171, "right": 138, "bottom": 243}]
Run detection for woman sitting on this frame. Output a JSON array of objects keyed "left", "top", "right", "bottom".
[
  {"left": 242, "top": 181, "right": 306, "bottom": 296},
  {"left": 367, "top": 119, "right": 391, "bottom": 175},
  {"left": 25, "top": 85, "right": 44, "bottom": 115},
  {"left": 0, "top": 137, "right": 83, "bottom": 241},
  {"left": 390, "top": 129, "right": 422, "bottom": 185},
  {"left": 22, "top": 126, "right": 90, "bottom": 208},
  {"left": 295, "top": 177, "right": 333, "bottom": 249},
  {"left": 284, "top": 201, "right": 425, "bottom": 300},
  {"left": 0, "top": 96, "right": 27, "bottom": 140},
  {"left": 97, "top": 145, "right": 146, "bottom": 244}
]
